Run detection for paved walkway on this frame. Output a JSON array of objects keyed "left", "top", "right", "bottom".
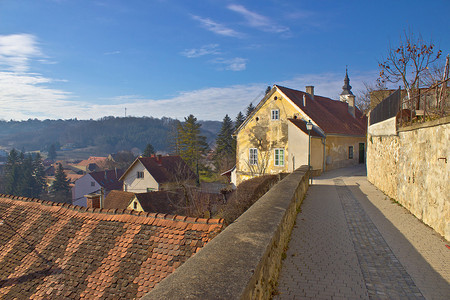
[{"left": 276, "top": 165, "right": 450, "bottom": 300}]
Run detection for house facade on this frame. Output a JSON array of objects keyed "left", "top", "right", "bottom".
[
  {"left": 120, "top": 155, "right": 195, "bottom": 193},
  {"left": 72, "top": 169, "right": 124, "bottom": 206},
  {"left": 234, "top": 71, "right": 367, "bottom": 185}
]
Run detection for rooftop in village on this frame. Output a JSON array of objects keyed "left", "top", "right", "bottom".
[{"left": 0, "top": 194, "right": 224, "bottom": 299}]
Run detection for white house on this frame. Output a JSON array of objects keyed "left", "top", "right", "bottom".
[
  {"left": 120, "top": 155, "right": 195, "bottom": 193},
  {"left": 72, "top": 169, "right": 124, "bottom": 206}
]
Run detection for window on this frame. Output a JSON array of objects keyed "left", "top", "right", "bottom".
[
  {"left": 147, "top": 188, "right": 155, "bottom": 192},
  {"left": 91, "top": 182, "right": 95, "bottom": 187},
  {"left": 133, "top": 201, "right": 137, "bottom": 209},
  {"left": 249, "top": 148, "right": 258, "bottom": 165},
  {"left": 274, "top": 148, "right": 285, "bottom": 166},
  {"left": 349, "top": 146, "right": 354, "bottom": 159},
  {"left": 271, "top": 109, "right": 280, "bottom": 120},
  {"left": 137, "top": 171, "right": 144, "bottom": 178}
]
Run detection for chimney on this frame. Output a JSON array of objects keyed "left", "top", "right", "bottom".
[
  {"left": 347, "top": 95, "right": 356, "bottom": 117},
  {"left": 86, "top": 193, "right": 101, "bottom": 209},
  {"left": 156, "top": 154, "right": 162, "bottom": 164},
  {"left": 305, "top": 86, "right": 314, "bottom": 100}
]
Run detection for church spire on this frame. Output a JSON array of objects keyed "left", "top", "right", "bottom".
[{"left": 341, "top": 67, "right": 353, "bottom": 96}]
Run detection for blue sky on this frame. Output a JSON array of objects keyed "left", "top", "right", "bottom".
[{"left": 1, "top": 0, "right": 449, "bottom": 121}]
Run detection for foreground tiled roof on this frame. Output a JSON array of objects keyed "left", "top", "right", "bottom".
[
  {"left": 0, "top": 194, "right": 224, "bottom": 299},
  {"left": 277, "top": 85, "right": 367, "bottom": 136}
]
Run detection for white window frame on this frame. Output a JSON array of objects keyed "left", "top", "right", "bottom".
[
  {"left": 274, "top": 148, "right": 285, "bottom": 166},
  {"left": 271, "top": 109, "right": 280, "bottom": 120},
  {"left": 137, "top": 171, "right": 144, "bottom": 178},
  {"left": 249, "top": 148, "right": 258, "bottom": 165},
  {"left": 348, "top": 146, "right": 354, "bottom": 159}
]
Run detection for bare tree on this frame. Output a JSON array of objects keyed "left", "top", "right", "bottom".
[
  {"left": 356, "top": 80, "right": 387, "bottom": 113},
  {"left": 378, "top": 29, "right": 442, "bottom": 103}
]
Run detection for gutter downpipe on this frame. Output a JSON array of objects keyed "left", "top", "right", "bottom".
[{"left": 322, "top": 136, "right": 326, "bottom": 173}]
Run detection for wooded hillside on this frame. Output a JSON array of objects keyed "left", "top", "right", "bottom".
[{"left": 0, "top": 117, "right": 221, "bottom": 154}]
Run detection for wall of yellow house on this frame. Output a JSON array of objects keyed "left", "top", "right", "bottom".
[
  {"left": 127, "top": 196, "right": 144, "bottom": 212},
  {"left": 236, "top": 89, "right": 303, "bottom": 185},
  {"left": 324, "top": 135, "right": 366, "bottom": 171}
]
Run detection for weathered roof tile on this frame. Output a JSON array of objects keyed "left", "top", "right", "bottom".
[{"left": 0, "top": 194, "right": 224, "bottom": 299}]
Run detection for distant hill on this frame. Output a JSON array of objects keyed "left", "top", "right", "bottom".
[{"left": 0, "top": 117, "right": 221, "bottom": 155}]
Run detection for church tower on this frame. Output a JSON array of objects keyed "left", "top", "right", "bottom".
[{"left": 340, "top": 68, "right": 356, "bottom": 117}]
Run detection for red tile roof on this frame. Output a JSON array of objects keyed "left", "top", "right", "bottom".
[
  {"left": 103, "top": 190, "right": 135, "bottom": 210},
  {"left": 0, "top": 194, "right": 224, "bottom": 299},
  {"left": 135, "top": 191, "right": 180, "bottom": 214},
  {"left": 89, "top": 169, "right": 124, "bottom": 191},
  {"left": 277, "top": 85, "right": 367, "bottom": 136},
  {"left": 122, "top": 156, "right": 195, "bottom": 184},
  {"left": 288, "top": 118, "right": 325, "bottom": 138}
]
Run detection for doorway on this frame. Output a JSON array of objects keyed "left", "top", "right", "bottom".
[{"left": 359, "top": 143, "right": 365, "bottom": 164}]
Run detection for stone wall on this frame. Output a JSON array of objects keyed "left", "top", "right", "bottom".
[
  {"left": 367, "top": 116, "right": 449, "bottom": 240},
  {"left": 142, "top": 166, "right": 310, "bottom": 300}
]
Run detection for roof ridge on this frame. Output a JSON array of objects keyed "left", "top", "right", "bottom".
[{"left": 0, "top": 194, "right": 224, "bottom": 224}]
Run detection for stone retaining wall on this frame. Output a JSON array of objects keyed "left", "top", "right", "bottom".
[
  {"left": 142, "top": 166, "right": 310, "bottom": 299},
  {"left": 367, "top": 116, "right": 449, "bottom": 241}
]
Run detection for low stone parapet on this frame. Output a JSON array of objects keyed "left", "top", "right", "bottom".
[{"left": 142, "top": 166, "right": 310, "bottom": 299}]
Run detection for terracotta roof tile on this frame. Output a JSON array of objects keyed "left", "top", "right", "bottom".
[
  {"left": 0, "top": 194, "right": 224, "bottom": 299},
  {"left": 277, "top": 85, "right": 367, "bottom": 136}
]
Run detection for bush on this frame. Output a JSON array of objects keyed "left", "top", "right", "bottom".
[{"left": 214, "top": 175, "right": 279, "bottom": 225}]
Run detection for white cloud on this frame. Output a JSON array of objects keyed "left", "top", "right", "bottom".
[
  {"left": 181, "top": 44, "right": 221, "bottom": 58},
  {"left": 212, "top": 57, "right": 247, "bottom": 71},
  {"left": 0, "top": 34, "right": 42, "bottom": 72},
  {"left": 191, "top": 15, "right": 242, "bottom": 38},
  {"left": 227, "top": 4, "right": 289, "bottom": 34},
  {"left": 2, "top": 69, "right": 379, "bottom": 122}
]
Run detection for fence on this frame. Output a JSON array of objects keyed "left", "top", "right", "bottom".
[{"left": 369, "top": 88, "right": 401, "bottom": 125}]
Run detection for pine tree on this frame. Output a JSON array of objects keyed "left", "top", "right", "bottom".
[
  {"left": 51, "top": 164, "right": 71, "bottom": 203},
  {"left": 246, "top": 103, "right": 255, "bottom": 118},
  {"left": 48, "top": 144, "right": 57, "bottom": 160},
  {"left": 32, "top": 153, "right": 46, "bottom": 197},
  {"left": 4, "top": 149, "right": 21, "bottom": 195},
  {"left": 17, "top": 155, "right": 35, "bottom": 198},
  {"left": 214, "top": 115, "right": 236, "bottom": 172},
  {"left": 177, "top": 115, "right": 208, "bottom": 179},
  {"left": 142, "top": 143, "right": 155, "bottom": 157},
  {"left": 234, "top": 111, "right": 245, "bottom": 131}
]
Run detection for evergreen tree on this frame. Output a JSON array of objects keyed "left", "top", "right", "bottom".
[
  {"left": 4, "top": 149, "right": 21, "bottom": 195},
  {"left": 51, "top": 164, "right": 71, "bottom": 203},
  {"left": 177, "top": 115, "right": 208, "bottom": 179},
  {"left": 142, "top": 143, "right": 155, "bottom": 157},
  {"left": 17, "top": 155, "right": 35, "bottom": 198},
  {"left": 48, "top": 144, "right": 57, "bottom": 160},
  {"left": 265, "top": 85, "right": 272, "bottom": 94},
  {"left": 32, "top": 153, "right": 46, "bottom": 197},
  {"left": 246, "top": 103, "right": 255, "bottom": 118},
  {"left": 214, "top": 115, "right": 236, "bottom": 172},
  {"left": 234, "top": 111, "right": 246, "bottom": 131}
]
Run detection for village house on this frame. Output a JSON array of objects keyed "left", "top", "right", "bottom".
[
  {"left": 120, "top": 155, "right": 195, "bottom": 193},
  {"left": 103, "top": 190, "right": 179, "bottom": 214},
  {"left": 234, "top": 71, "right": 367, "bottom": 185},
  {"left": 72, "top": 169, "right": 124, "bottom": 207},
  {"left": 0, "top": 194, "right": 224, "bottom": 299}
]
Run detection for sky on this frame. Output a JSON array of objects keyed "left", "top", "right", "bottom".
[{"left": 1, "top": 0, "right": 449, "bottom": 121}]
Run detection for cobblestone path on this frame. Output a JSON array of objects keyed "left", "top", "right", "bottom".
[{"left": 275, "top": 165, "right": 450, "bottom": 300}]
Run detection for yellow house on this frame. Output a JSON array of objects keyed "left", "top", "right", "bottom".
[{"left": 234, "top": 71, "right": 367, "bottom": 185}]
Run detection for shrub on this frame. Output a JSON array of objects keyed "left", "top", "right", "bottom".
[{"left": 214, "top": 175, "right": 279, "bottom": 225}]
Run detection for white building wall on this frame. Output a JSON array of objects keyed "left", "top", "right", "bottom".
[
  {"left": 123, "top": 162, "right": 159, "bottom": 193},
  {"left": 72, "top": 174, "right": 98, "bottom": 207},
  {"left": 288, "top": 122, "right": 324, "bottom": 172}
]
